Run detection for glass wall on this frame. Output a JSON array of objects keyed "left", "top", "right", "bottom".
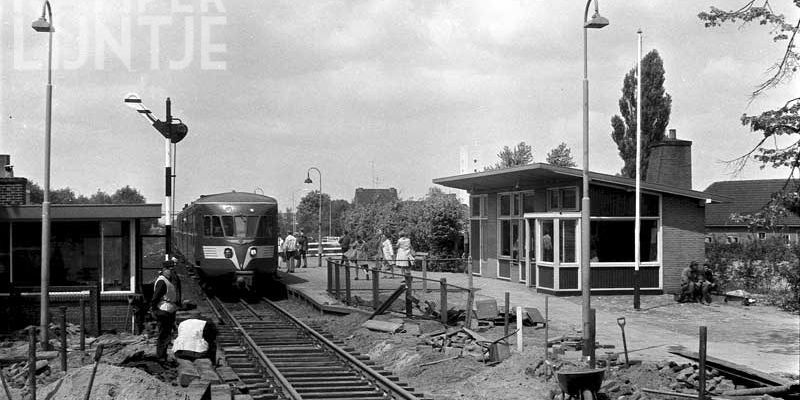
[{"left": 0, "top": 223, "right": 8, "bottom": 292}]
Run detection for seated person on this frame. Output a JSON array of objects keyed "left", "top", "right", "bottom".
[
  {"left": 678, "top": 261, "right": 701, "bottom": 303},
  {"left": 172, "top": 318, "right": 218, "bottom": 365},
  {"left": 697, "top": 263, "right": 717, "bottom": 304}
]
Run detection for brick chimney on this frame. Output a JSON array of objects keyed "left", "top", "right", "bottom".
[
  {"left": 645, "top": 129, "right": 692, "bottom": 189},
  {"left": 0, "top": 155, "right": 28, "bottom": 205}
]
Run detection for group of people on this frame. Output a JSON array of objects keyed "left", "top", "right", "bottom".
[
  {"left": 337, "top": 229, "right": 416, "bottom": 279},
  {"left": 277, "top": 230, "right": 309, "bottom": 272},
  {"left": 678, "top": 260, "right": 717, "bottom": 304}
]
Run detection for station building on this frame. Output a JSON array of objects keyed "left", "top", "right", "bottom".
[
  {"left": 434, "top": 131, "right": 727, "bottom": 295},
  {"left": 0, "top": 156, "right": 164, "bottom": 333}
]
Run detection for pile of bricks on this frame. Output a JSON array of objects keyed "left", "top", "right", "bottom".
[
  {"left": 662, "top": 361, "right": 738, "bottom": 394},
  {"left": 1, "top": 359, "right": 51, "bottom": 390},
  {"left": 418, "top": 327, "right": 498, "bottom": 361}
]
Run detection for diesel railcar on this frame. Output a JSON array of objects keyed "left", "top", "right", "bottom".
[{"left": 174, "top": 191, "right": 279, "bottom": 292}]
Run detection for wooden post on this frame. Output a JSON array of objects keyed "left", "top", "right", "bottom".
[
  {"left": 28, "top": 326, "right": 36, "bottom": 400},
  {"left": 60, "top": 306, "right": 67, "bottom": 372},
  {"left": 90, "top": 282, "right": 101, "bottom": 336},
  {"left": 503, "top": 292, "right": 510, "bottom": 338},
  {"left": 516, "top": 306, "right": 524, "bottom": 352},
  {"left": 344, "top": 264, "right": 351, "bottom": 305},
  {"left": 371, "top": 268, "right": 380, "bottom": 310},
  {"left": 405, "top": 273, "right": 413, "bottom": 318},
  {"left": 464, "top": 288, "right": 474, "bottom": 329},
  {"left": 544, "top": 296, "right": 549, "bottom": 381},
  {"left": 440, "top": 278, "right": 448, "bottom": 325},
  {"left": 334, "top": 261, "right": 341, "bottom": 300},
  {"left": 588, "top": 308, "right": 596, "bottom": 368},
  {"left": 467, "top": 255, "right": 473, "bottom": 290},
  {"left": 699, "top": 326, "right": 707, "bottom": 400},
  {"left": 422, "top": 255, "right": 428, "bottom": 293},
  {"left": 326, "top": 259, "right": 333, "bottom": 293},
  {"left": 79, "top": 298, "right": 86, "bottom": 351}
]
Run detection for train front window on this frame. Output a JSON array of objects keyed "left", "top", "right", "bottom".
[
  {"left": 221, "top": 216, "right": 235, "bottom": 237},
  {"left": 211, "top": 216, "right": 224, "bottom": 237},
  {"left": 256, "top": 216, "right": 269, "bottom": 237},
  {"left": 233, "top": 216, "right": 250, "bottom": 238},
  {"left": 245, "top": 216, "right": 261, "bottom": 237}
]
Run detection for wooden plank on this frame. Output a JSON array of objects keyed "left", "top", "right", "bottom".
[
  {"left": 367, "top": 284, "right": 407, "bottom": 319},
  {"left": 667, "top": 346, "right": 793, "bottom": 387},
  {"left": 361, "top": 320, "right": 403, "bottom": 333}
]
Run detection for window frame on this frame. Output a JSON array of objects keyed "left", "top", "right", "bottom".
[{"left": 546, "top": 186, "right": 579, "bottom": 212}]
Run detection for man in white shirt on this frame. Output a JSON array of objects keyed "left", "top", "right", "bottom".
[{"left": 282, "top": 231, "right": 298, "bottom": 272}]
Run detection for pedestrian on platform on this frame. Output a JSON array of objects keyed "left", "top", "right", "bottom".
[
  {"left": 277, "top": 234, "right": 284, "bottom": 265},
  {"left": 380, "top": 231, "right": 395, "bottom": 278},
  {"left": 338, "top": 230, "right": 352, "bottom": 264},
  {"left": 172, "top": 318, "right": 218, "bottom": 366},
  {"left": 151, "top": 259, "right": 181, "bottom": 363},
  {"left": 352, "top": 235, "right": 369, "bottom": 280},
  {"left": 297, "top": 230, "right": 309, "bottom": 268},
  {"left": 395, "top": 231, "right": 414, "bottom": 274},
  {"left": 283, "top": 231, "right": 298, "bottom": 273}
]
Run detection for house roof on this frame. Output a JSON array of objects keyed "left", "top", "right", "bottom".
[
  {"left": 0, "top": 203, "right": 162, "bottom": 221},
  {"left": 704, "top": 179, "right": 800, "bottom": 227},
  {"left": 433, "top": 163, "right": 728, "bottom": 203}
]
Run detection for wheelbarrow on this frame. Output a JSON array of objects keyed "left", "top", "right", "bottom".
[{"left": 555, "top": 368, "right": 605, "bottom": 400}]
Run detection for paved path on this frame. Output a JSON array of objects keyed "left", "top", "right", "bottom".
[{"left": 282, "top": 265, "right": 800, "bottom": 376}]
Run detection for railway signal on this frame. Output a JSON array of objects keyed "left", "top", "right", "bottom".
[{"left": 124, "top": 94, "right": 189, "bottom": 260}]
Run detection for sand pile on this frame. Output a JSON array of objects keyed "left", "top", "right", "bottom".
[{"left": 37, "top": 363, "right": 185, "bottom": 400}]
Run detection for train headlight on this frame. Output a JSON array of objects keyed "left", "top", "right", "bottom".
[
  {"left": 224, "top": 248, "right": 233, "bottom": 259},
  {"left": 249, "top": 248, "right": 258, "bottom": 257}
]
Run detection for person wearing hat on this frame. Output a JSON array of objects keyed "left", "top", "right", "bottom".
[{"left": 151, "top": 259, "right": 182, "bottom": 362}]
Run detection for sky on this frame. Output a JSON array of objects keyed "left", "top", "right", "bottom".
[{"left": 1, "top": 0, "right": 798, "bottom": 213}]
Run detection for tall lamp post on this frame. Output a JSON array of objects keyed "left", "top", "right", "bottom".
[
  {"left": 581, "top": 0, "right": 609, "bottom": 367},
  {"left": 304, "top": 167, "right": 322, "bottom": 267},
  {"left": 32, "top": 0, "right": 54, "bottom": 348}
]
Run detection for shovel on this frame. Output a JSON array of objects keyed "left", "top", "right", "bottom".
[
  {"left": 84, "top": 344, "right": 104, "bottom": 400},
  {"left": 617, "top": 317, "right": 629, "bottom": 367}
]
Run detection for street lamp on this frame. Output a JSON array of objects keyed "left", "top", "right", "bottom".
[
  {"left": 581, "top": 0, "right": 609, "bottom": 368},
  {"left": 124, "top": 94, "right": 188, "bottom": 260},
  {"left": 32, "top": 0, "right": 54, "bottom": 348},
  {"left": 304, "top": 167, "right": 322, "bottom": 267}
]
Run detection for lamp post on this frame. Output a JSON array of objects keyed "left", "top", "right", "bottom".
[
  {"left": 32, "top": 0, "right": 54, "bottom": 348},
  {"left": 304, "top": 167, "right": 322, "bottom": 267},
  {"left": 581, "top": 0, "right": 609, "bottom": 368}
]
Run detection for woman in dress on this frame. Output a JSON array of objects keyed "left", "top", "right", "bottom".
[{"left": 395, "top": 231, "right": 414, "bottom": 274}]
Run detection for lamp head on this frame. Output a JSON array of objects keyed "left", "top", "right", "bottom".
[
  {"left": 584, "top": 11, "right": 609, "bottom": 29},
  {"left": 304, "top": 175, "right": 313, "bottom": 184},
  {"left": 31, "top": 17, "right": 53, "bottom": 32}
]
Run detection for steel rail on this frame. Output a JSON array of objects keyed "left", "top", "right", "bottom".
[
  {"left": 261, "top": 296, "right": 422, "bottom": 400},
  {"left": 209, "top": 296, "right": 302, "bottom": 400}
]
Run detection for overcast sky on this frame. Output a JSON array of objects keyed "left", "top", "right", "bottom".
[{"left": 2, "top": 0, "right": 798, "bottom": 212}]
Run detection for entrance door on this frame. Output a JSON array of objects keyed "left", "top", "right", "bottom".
[{"left": 523, "top": 218, "right": 536, "bottom": 285}]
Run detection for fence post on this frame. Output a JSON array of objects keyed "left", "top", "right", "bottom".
[
  {"left": 516, "top": 306, "right": 524, "bottom": 352},
  {"left": 79, "top": 298, "right": 86, "bottom": 351},
  {"left": 89, "top": 283, "right": 101, "bottom": 336},
  {"left": 405, "top": 273, "right": 413, "bottom": 318},
  {"left": 421, "top": 256, "right": 428, "bottom": 293},
  {"left": 371, "top": 267, "right": 380, "bottom": 310},
  {"left": 28, "top": 326, "right": 36, "bottom": 400},
  {"left": 326, "top": 259, "right": 333, "bottom": 294},
  {"left": 464, "top": 288, "right": 475, "bottom": 329},
  {"left": 440, "top": 278, "right": 448, "bottom": 325},
  {"left": 344, "top": 264, "right": 351, "bottom": 305},
  {"left": 699, "top": 326, "right": 707, "bottom": 400},
  {"left": 503, "top": 292, "right": 510, "bottom": 338},
  {"left": 334, "top": 261, "right": 341, "bottom": 300},
  {"left": 60, "top": 306, "right": 67, "bottom": 372}
]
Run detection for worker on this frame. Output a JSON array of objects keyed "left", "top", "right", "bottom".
[
  {"left": 698, "top": 262, "right": 718, "bottom": 304},
  {"left": 151, "top": 259, "right": 181, "bottom": 362},
  {"left": 677, "top": 261, "right": 701, "bottom": 303},
  {"left": 172, "top": 318, "right": 218, "bottom": 366}
]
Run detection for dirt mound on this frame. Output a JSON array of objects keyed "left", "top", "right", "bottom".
[{"left": 37, "top": 363, "right": 185, "bottom": 400}]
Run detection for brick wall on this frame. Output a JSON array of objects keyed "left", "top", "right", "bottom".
[
  {"left": 0, "top": 177, "right": 28, "bottom": 205},
  {"left": 1, "top": 294, "right": 141, "bottom": 334},
  {"left": 661, "top": 195, "right": 706, "bottom": 293}
]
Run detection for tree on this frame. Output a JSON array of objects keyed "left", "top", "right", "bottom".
[
  {"left": 110, "top": 185, "right": 146, "bottom": 204},
  {"left": 699, "top": 2, "right": 800, "bottom": 216},
  {"left": 295, "top": 191, "right": 331, "bottom": 240},
  {"left": 485, "top": 142, "right": 533, "bottom": 170},
  {"left": 546, "top": 142, "right": 577, "bottom": 167},
  {"left": 610, "top": 49, "right": 673, "bottom": 179}
]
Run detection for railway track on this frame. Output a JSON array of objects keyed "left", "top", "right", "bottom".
[{"left": 207, "top": 294, "right": 429, "bottom": 400}]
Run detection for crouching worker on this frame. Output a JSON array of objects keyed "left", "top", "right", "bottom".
[
  {"left": 172, "top": 318, "right": 218, "bottom": 366},
  {"left": 677, "top": 261, "right": 701, "bottom": 303}
]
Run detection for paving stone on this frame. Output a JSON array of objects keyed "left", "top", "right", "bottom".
[
  {"left": 210, "top": 383, "right": 232, "bottom": 400},
  {"left": 185, "top": 379, "right": 210, "bottom": 400},
  {"left": 177, "top": 358, "right": 200, "bottom": 387}
]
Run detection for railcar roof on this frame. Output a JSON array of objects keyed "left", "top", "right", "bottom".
[{"left": 190, "top": 191, "right": 277, "bottom": 205}]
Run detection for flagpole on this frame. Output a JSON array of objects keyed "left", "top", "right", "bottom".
[{"left": 634, "top": 29, "right": 642, "bottom": 310}]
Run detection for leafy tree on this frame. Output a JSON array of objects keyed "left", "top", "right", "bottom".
[
  {"left": 546, "top": 142, "right": 577, "bottom": 167},
  {"left": 295, "top": 191, "right": 331, "bottom": 240},
  {"left": 27, "top": 182, "right": 79, "bottom": 204},
  {"left": 699, "top": 2, "right": 800, "bottom": 216},
  {"left": 485, "top": 142, "right": 533, "bottom": 170},
  {"left": 610, "top": 49, "right": 673, "bottom": 179},
  {"left": 87, "top": 189, "right": 112, "bottom": 204},
  {"left": 329, "top": 199, "right": 351, "bottom": 236},
  {"left": 111, "top": 185, "right": 146, "bottom": 204}
]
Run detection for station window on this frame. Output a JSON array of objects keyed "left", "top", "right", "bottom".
[
  {"left": 547, "top": 187, "right": 578, "bottom": 211},
  {"left": 757, "top": 232, "right": 766, "bottom": 240},
  {"left": 726, "top": 236, "right": 739, "bottom": 244},
  {"left": 470, "top": 195, "right": 487, "bottom": 218}
]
